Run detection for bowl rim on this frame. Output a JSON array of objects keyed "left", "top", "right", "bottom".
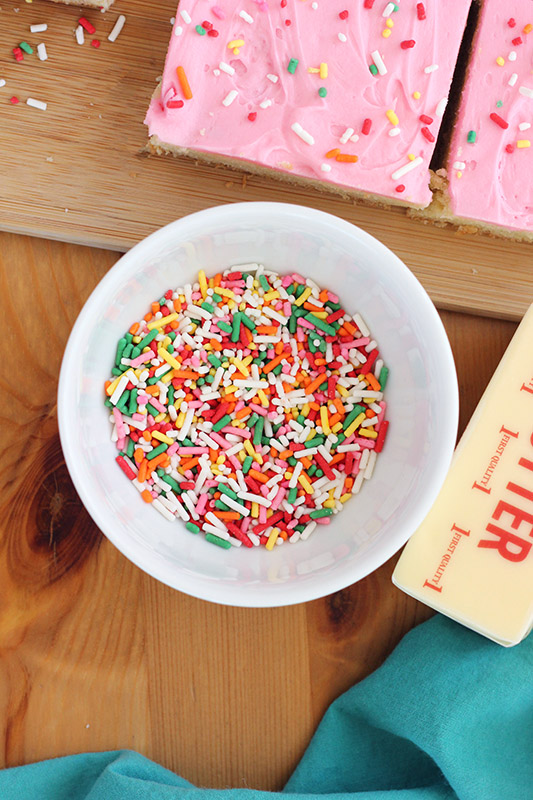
[{"left": 58, "top": 201, "right": 459, "bottom": 607}]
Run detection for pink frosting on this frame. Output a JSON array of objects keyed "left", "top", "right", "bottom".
[
  {"left": 145, "top": 1, "right": 471, "bottom": 208},
  {"left": 448, "top": 2, "right": 533, "bottom": 232}
]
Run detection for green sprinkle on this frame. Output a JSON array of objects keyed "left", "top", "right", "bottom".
[
  {"left": 231, "top": 312, "right": 242, "bottom": 343},
  {"left": 217, "top": 320, "right": 232, "bottom": 333},
  {"left": 288, "top": 487, "right": 298, "bottom": 504},
  {"left": 259, "top": 275, "right": 270, "bottom": 292},
  {"left": 186, "top": 522, "right": 201, "bottom": 534},
  {"left": 242, "top": 455, "right": 253, "bottom": 474},
  {"left": 212, "top": 292, "right": 222, "bottom": 302},
  {"left": 126, "top": 438, "right": 135, "bottom": 458},
  {"left": 240, "top": 313, "right": 256, "bottom": 331},
  {"left": 161, "top": 475, "right": 182, "bottom": 493},
  {"left": 146, "top": 443, "right": 168, "bottom": 460},
  {"left": 315, "top": 469, "right": 324, "bottom": 478},
  {"left": 253, "top": 416, "right": 264, "bottom": 446},
  {"left": 215, "top": 499, "right": 232, "bottom": 512},
  {"left": 287, "top": 57, "right": 299, "bottom": 74},
  {"left": 196, "top": 24, "right": 206, "bottom": 34},
  {"left": 208, "top": 353, "right": 222, "bottom": 368},
  {"left": 125, "top": 333, "right": 133, "bottom": 343},
  {"left": 205, "top": 533, "right": 232, "bottom": 549},
  {"left": 111, "top": 367, "right": 122, "bottom": 377},
  {"left": 19, "top": 41, "right": 33, "bottom": 54},
  {"left": 343, "top": 404, "right": 366, "bottom": 430},
  {"left": 310, "top": 508, "right": 334, "bottom": 519},
  {"left": 379, "top": 365, "right": 389, "bottom": 390},
  {"left": 369, "top": 64, "right": 378, "bottom": 76},
  {"left": 307, "top": 464, "right": 317, "bottom": 477},
  {"left": 305, "top": 313, "right": 336, "bottom": 336},
  {"left": 146, "top": 403, "right": 159, "bottom": 417},
  {"left": 305, "top": 436, "right": 325, "bottom": 448},
  {"left": 212, "top": 413, "right": 232, "bottom": 432},
  {"left": 247, "top": 413, "right": 259, "bottom": 429},
  {"left": 287, "top": 456, "right": 297, "bottom": 466},
  {"left": 201, "top": 301, "right": 215, "bottom": 313},
  {"left": 496, "top": 100, "right": 503, "bottom": 108},
  {"left": 137, "top": 328, "right": 159, "bottom": 350},
  {"left": 467, "top": 130, "right": 477, "bottom": 143},
  {"left": 122, "top": 343, "right": 133, "bottom": 360},
  {"left": 115, "top": 337, "right": 127, "bottom": 367},
  {"left": 104, "top": 398, "right": 113, "bottom": 407},
  {"left": 219, "top": 483, "right": 238, "bottom": 500},
  {"left": 318, "top": 87, "right": 327, "bottom": 98},
  {"left": 128, "top": 388, "right": 138, "bottom": 416},
  {"left": 116, "top": 391, "right": 130, "bottom": 413},
  {"left": 197, "top": 377, "right": 205, "bottom": 386}
]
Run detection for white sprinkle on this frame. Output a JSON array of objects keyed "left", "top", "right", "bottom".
[
  {"left": 424, "top": 63, "right": 439, "bottom": 74},
  {"left": 219, "top": 61, "right": 235, "bottom": 75},
  {"left": 179, "top": 9, "right": 192, "bottom": 23},
  {"left": 0, "top": 79, "right": 6, "bottom": 88},
  {"left": 391, "top": 157, "right": 423, "bottom": 181},
  {"left": 260, "top": 99, "right": 272, "bottom": 108},
  {"left": 312, "top": 1, "right": 318, "bottom": 8},
  {"left": 519, "top": 86, "right": 533, "bottom": 98},
  {"left": 174, "top": 25, "right": 183, "bottom": 36},
  {"left": 27, "top": 97, "right": 47, "bottom": 111},
  {"left": 108, "top": 14, "right": 126, "bottom": 42},
  {"left": 509, "top": 73, "right": 518, "bottom": 87},
  {"left": 321, "top": 163, "right": 332, "bottom": 172},
  {"left": 213, "top": 69, "right": 220, "bottom": 76},
  {"left": 350, "top": 134, "right": 360, "bottom": 143},
  {"left": 508, "top": 50, "right": 517, "bottom": 62},
  {"left": 340, "top": 127, "right": 354, "bottom": 144},
  {"left": 291, "top": 122, "right": 315, "bottom": 145},
  {"left": 170, "top": 17, "right": 175, "bottom": 24},
  {"left": 338, "top": 32, "right": 347, "bottom": 42},
  {"left": 75, "top": 24, "right": 84, "bottom": 45},
  {"left": 364, "top": 450, "right": 377, "bottom": 480},
  {"left": 267, "top": 73, "right": 279, "bottom": 83},
  {"left": 382, "top": 2, "right": 395, "bottom": 16},
  {"left": 223, "top": 89, "right": 238, "bottom": 106},
  {"left": 435, "top": 96, "right": 448, "bottom": 117},
  {"left": 371, "top": 50, "right": 387, "bottom": 75},
  {"left": 37, "top": 42, "right": 48, "bottom": 61},
  {"left": 152, "top": 499, "right": 176, "bottom": 522},
  {"left": 239, "top": 9, "right": 253, "bottom": 23},
  {"left": 30, "top": 23, "right": 47, "bottom": 33},
  {"left": 519, "top": 122, "right": 531, "bottom": 131},
  {"left": 388, "top": 127, "right": 401, "bottom": 137},
  {"left": 452, "top": 161, "right": 466, "bottom": 170}
]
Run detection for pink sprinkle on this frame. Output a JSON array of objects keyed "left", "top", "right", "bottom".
[
  {"left": 167, "top": 443, "right": 180, "bottom": 456},
  {"left": 212, "top": 5, "right": 225, "bottom": 19},
  {"left": 220, "top": 426, "right": 252, "bottom": 438},
  {"left": 195, "top": 494, "right": 209, "bottom": 515}
]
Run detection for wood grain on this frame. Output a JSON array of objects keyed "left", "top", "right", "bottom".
[
  {"left": 1, "top": 0, "right": 533, "bottom": 320},
  {"left": 0, "top": 230, "right": 519, "bottom": 787}
]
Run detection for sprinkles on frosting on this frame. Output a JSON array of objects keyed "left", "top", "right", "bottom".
[
  {"left": 105, "top": 267, "right": 389, "bottom": 550},
  {"left": 146, "top": 0, "right": 472, "bottom": 208}
]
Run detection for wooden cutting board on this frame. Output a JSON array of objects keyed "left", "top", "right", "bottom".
[{"left": 1, "top": 0, "right": 532, "bottom": 320}]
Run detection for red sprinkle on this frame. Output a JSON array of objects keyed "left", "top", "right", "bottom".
[
  {"left": 421, "top": 126, "right": 435, "bottom": 142},
  {"left": 505, "top": 144, "right": 514, "bottom": 153},
  {"left": 490, "top": 112, "right": 509, "bottom": 129},
  {"left": 248, "top": 111, "right": 257, "bottom": 121},
  {"left": 78, "top": 16, "right": 96, "bottom": 34},
  {"left": 395, "top": 184, "right": 405, "bottom": 193},
  {"left": 13, "top": 47, "right": 24, "bottom": 61},
  {"left": 91, "top": 39, "right": 101, "bottom": 48},
  {"left": 363, "top": 0, "right": 375, "bottom": 7},
  {"left": 362, "top": 117, "right": 372, "bottom": 135},
  {"left": 401, "top": 40, "right": 416, "bottom": 49},
  {"left": 285, "top": 19, "right": 291, "bottom": 25},
  {"left": 419, "top": 114, "right": 433, "bottom": 124},
  {"left": 339, "top": 10, "right": 349, "bottom": 19},
  {"left": 202, "top": 19, "right": 213, "bottom": 29},
  {"left": 508, "top": 18, "right": 516, "bottom": 27},
  {"left": 167, "top": 99, "right": 184, "bottom": 108},
  {"left": 416, "top": 3, "right": 426, "bottom": 20},
  {"left": 116, "top": 455, "right": 136, "bottom": 481},
  {"left": 375, "top": 420, "right": 389, "bottom": 454},
  {"left": 10, "top": 96, "right": 19, "bottom": 104},
  {"left": 512, "top": 36, "right": 523, "bottom": 46},
  {"left": 280, "top": 0, "right": 287, "bottom": 6},
  {"left": 207, "top": 29, "right": 219, "bottom": 36}
]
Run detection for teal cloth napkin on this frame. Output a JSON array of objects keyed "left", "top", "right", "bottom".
[{"left": 2, "top": 616, "right": 532, "bottom": 799}]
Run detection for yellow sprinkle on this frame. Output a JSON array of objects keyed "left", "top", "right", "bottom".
[
  {"left": 408, "top": 153, "right": 416, "bottom": 161},
  {"left": 265, "top": 528, "right": 280, "bottom": 551},
  {"left": 340, "top": 493, "right": 352, "bottom": 504},
  {"left": 337, "top": 384, "right": 349, "bottom": 397},
  {"left": 232, "top": 358, "right": 250, "bottom": 377},
  {"left": 227, "top": 299, "right": 235, "bottom": 309},
  {"left": 257, "top": 389, "right": 269, "bottom": 407},
  {"left": 159, "top": 348, "right": 181, "bottom": 371},
  {"left": 217, "top": 287, "right": 234, "bottom": 298},
  {"left": 161, "top": 371, "right": 173, "bottom": 384},
  {"left": 132, "top": 335, "right": 141, "bottom": 343},
  {"left": 239, "top": 301, "right": 246, "bottom": 311},
  {"left": 323, "top": 499, "right": 336, "bottom": 508},
  {"left": 294, "top": 286, "right": 312, "bottom": 306},
  {"left": 344, "top": 412, "right": 366, "bottom": 438},
  {"left": 413, "top": 91, "right": 421, "bottom": 100},
  {"left": 456, "top": 170, "right": 463, "bottom": 179},
  {"left": 320, "top": 406, "right": 331, "bottom": 435},
  {"left": 228, "top": 39, "right": 244, "bottom": 48},
  {"left": 382, "top": 28, "right": 392, "bottom": 38},
  {"left": 301, "top": 403, "right": 310, "bottom": 417},
  {"left": 216, "top": 454, "right": 225, "bottom": 465},
  {"left": 331, "top": 422, "right": 343, "bottom": 433},
  {"left": 386, "top": 109, "right": 399, "bottom": 126},
  {"left": 176, "top": 411, "right": 185, "bottom": 428},
  {"left": 198, "top": 269, "right": 208, "bottom": 299},
  {"left": 153, "top": 431, "right": 173, "bottom": 445},
  {"left": 263, "top": 290, "right": 280, "bottom": 302},
  {"left": 106, "top": 374, "right": 122, "bottom": 396},
  {"left": 233, "top": 48, "right": 240, "bottom": 55},
  {"left": 385, "top": 17, "right": 394, "bottom": 28},
  {"left": 517, "top": 139, "right": 531, "bottom": 148},
  {"left": 162, "top": 336, "right": 171, "bottom": 348},
  {"left": 298, "top": 473, "right": 314, "bottom": 494},
  {"left": 241, "top": 355, "right": 253, "bottom": 367},
  {"left": 496, "top": 56, "right": 505, "bottom": 67},
  {"left": 154, "top": 412, "right": 166, "bottom": 423},
  {"left": 359, "top": 429, "right": 378, "bottom": 439},
  {"left": 251, "top": 502, "right": 259, "bottom": 519},
  {"left": 319, "top": 62, "right": 328, "bottom": 79},
  {"left": 244, "top": 438, "right": 263, "bottom": 464},
  {"left": 307, "top": 67, "right": 320, "bottom": 73}
]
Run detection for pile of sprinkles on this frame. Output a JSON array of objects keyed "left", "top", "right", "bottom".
[{"left": 105, "top": 267, "right": 389, "bottom": 551}]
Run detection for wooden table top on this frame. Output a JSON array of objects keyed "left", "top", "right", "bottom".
[{"left": 0, "top": 230, "right": 518, "bottom": 789}]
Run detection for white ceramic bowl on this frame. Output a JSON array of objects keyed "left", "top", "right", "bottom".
[{"left": 58, "top": 202, "right": 458, "bottom": 607}]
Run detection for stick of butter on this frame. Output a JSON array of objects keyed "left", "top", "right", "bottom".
[{"left": 393, "top": 305, "right": 533, "bottom": 646}]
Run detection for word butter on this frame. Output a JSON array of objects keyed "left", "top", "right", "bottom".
[{"left": 393, "top": 304, "right": 533, "bottom": 646}]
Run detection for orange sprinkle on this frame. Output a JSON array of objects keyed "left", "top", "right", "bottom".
[
  {"left": 209, "top": 448, "right": 218, "bottom": 462},
  {"left": 138, "top": 459, "right": 149, "bottom": 483},
  {"left": 365, "top": 373, "right": 381, "bottom": 392},
  {"left": 144, "top": 312, "right": 152, "bottom": 322},
  {"left": 301, "top": 457, "right": 313, "bottom": 469},
  {"left": 319, "top": 289, "right": 329, "bottom": 302},
  {"left": 141, "top": 489, "right": 153, "bottom": 503},
  {"left": 142, "top": 430, "right": 152, "bottom": 442},
  {"left": 524, "top": 22, "right": 533, "bottom": 34},
  {"left": 181, "top": 457, "right": 199, "bottom": 470},
  {"left": 151, "top": 302, "right": 160, "bottom": 315},
  {"left": 235, "top": 407, "right": 252, "bottom": 420},
  {"left": 213, "top": 511, "right": 241, "bottom": 520},
  {"left": 344, "top": 321, "right": 357, "bottom": 334},
  {"left": 263, "top": 353, "right": 285, "bottom": 374},
  {"left": 335, "top": 154, "right": 358, "bottom": 163},
  {"left": 329, "top": 453, "right": 345, "bottom": 466},
  {"left": 134, "top": 447, "right": 144, "bottom": 464},
  {"left": 173, "top": 370, "right": 200, "bottom": 379},
  {"left": 129, "top": 322, "right": 139, "bottom": 335},
  {"left": 256, "top": 325, "right": 278, "bottom": 335},
  {"left": 325, "top": 148, "right": 341, "bottom": 158},
  {"left": 249, "top": 469, "right": 269, "bottom": 483},
  {"left": 305, "top": 374, "right": 324, "bottom": 395},
  {"left": 150, "top": 453, "right": 170, "bottom": 469},
  {"left": 145, "top": 386, "right": 160, "bottom": 396},
  {"left": 176, "top": 65, "right": 193, "bottom": 99}
]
